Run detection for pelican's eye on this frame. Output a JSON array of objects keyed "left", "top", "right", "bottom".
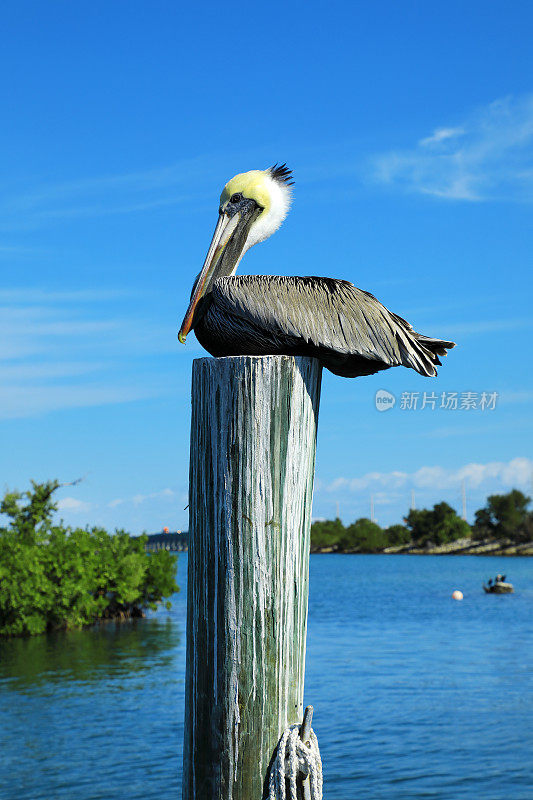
[{"left": 230, "top": 193, "right": 243, "bottom": 204}]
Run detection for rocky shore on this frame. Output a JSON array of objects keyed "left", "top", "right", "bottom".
[{"left": 312, "top": 537, "right": 533, "bottom": 556}]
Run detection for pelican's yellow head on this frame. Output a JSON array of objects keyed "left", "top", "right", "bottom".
[
  {"left": 178, "top": 164, "right": 293, "bottom": 343},
  {"left": 223, "top": 170, "right": 271, "bottom": 210}
]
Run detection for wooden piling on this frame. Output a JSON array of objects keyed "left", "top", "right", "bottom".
[{"left": 183, "top": 355, "right": 322, "bottom": 800}]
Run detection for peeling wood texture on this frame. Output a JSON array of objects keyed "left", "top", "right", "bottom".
[{"left": 183, "top": 355, "right": 322, "bottom": 800}]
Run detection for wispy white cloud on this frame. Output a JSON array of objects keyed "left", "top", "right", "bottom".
[
  {"left": 107, "top": 498, "right": 124, "bottom": 509},
  {"left": 428, "top": 415, "right": 533, "bottom": 439},
  {"left": 0, "top": 288, "right": 137, "bottom": 304},
  {"left": 0, "top": 361, "right": 105, "bottom": 382},
  {"left": 57, "top": 497, "right": 91, "bottom": 513},
  {"left": 0, "top": 288, "right": 180, "bottom": 418},
  {"left": 372, "top": 94, "right": 533, "bottom": 201},
  {"left": 0, "top": 155, "right": 218, "bottom": 230},
  {"left": 0, "top": 384, "right": 163, "bottom": 420},
  {"left": 11, "top": 158, "right": 208, "bottom": 207},
  {"left": 32, "top": 194, "right": 195, "bottom": 220},
  {"left": 404, "top": 315, "right": 533, "bottom": 342},
  {"left": 0, "top": 244, "right": 51, "bottom": 257},
  {"left": 108, "top": 488, "right": 176, "bottom": 508},
  {"left": 419, "top": 127, "right": 465, "bottom": 147},
  {"left": 132, "top": 488, "right": 175, "bottom": 506},
  {"left": 321, "top": 456, "right": 533, "bottom": 494},
  {"left": 501, "top": 390, "right": 533, "bottom": 405},
  {"left": 439, "top": 317, "right": 533, "bottom": 336},
  {"left": 0, "top": 303, "right": 172, "bottom": 362}
]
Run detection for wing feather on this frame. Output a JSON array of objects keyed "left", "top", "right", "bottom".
[{"left": 208, "top": 275, "right": 454, "bottom": 377}]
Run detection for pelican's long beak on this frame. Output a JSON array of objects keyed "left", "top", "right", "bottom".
[
  {"left": 178, "top": 200, "right": 259, "bottom": 343},
  {"left": 178, "top": 211, "right": 239, "bottom": 343}
]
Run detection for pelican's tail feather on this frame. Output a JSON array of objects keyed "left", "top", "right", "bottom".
[
  {"left": 399, "top": 332, "right": 456, "bottom": 377},
  {"left": 415, "top": 334, "right": 456, "bottom": 360},
  {"left": 386, "top": 309, "right": 456, "bottom": 376}
]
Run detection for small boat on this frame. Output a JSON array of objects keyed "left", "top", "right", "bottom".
[{"left": 483, "top": 576, "right": 514, "bottom": 594}]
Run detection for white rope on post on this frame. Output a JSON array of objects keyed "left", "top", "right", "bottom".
[{"left": 267, "top": 707, "right": 323, "bottom": 800}]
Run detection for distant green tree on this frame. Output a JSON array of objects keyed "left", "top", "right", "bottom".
[
  {"left": 0, "top": 479, "right": 59, "bottom": 545},
  {"left": 404, "top": 502, "right": 471, "bottom": 546},
  {"left": 473, "top": 490, "right": 532, "bottom": 544},
  {"left": 310, "top": 517, "right": 345, "bottom": 550},
  {"left": 342, "top": 518, "right": 387, "bottom": 552},
  {"left": 309, "top": 488, "right": 532, "bottom": 555},
  {"left": 311, "top": 517, "right": 410, "bottom": 552},
  {"left": 384, "top": 524, "right": 411, "bottom": 546},
  {"left": 0, "top": 481, "right": 179, "bottom": 637}
]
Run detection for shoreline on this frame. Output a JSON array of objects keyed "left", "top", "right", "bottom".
[{"left": 311, "top": 537, "right": 533, "bottom": 556}]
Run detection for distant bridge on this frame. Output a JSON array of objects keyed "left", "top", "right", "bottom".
[{"left": 145, "top": 531, "right": 188, "bottom": 552}]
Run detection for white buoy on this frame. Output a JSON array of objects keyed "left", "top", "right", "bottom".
[{"left": 452, "top": 590, "right": 463, "bottom": 600}]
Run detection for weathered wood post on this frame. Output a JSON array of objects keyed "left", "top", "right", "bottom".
[{"left": 183, "top": 355, "right": 322, "bottom": 800}]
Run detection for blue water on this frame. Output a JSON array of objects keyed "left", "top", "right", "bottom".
[{"left": 0, "top": 555, "right": 531, "bottom": 799}]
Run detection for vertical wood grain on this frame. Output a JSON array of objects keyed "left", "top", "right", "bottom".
[{"left": 183, "top": 355, "right": 322, "bottom": 800}]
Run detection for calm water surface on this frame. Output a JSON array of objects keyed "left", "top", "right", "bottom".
[{"left": 0, "top": 555, "right": 531, "bottom": 799}]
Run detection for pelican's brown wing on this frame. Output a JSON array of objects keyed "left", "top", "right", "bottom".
[{"left": 195, "top": 275, "right": 455, "bottom": 377}]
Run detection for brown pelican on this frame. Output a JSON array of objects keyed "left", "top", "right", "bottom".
[{"left": 178, "top": 165, "right": 455, "bottom": 377}]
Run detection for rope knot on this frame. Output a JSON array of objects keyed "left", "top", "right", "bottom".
[{"left": 267, "top": 706, "right": 323, "bottom": 800}]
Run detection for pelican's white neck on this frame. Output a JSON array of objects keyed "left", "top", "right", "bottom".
[{"left": 245, "top": 173, "right": 292, "bottom": 252}]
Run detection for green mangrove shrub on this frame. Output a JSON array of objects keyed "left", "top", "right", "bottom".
[{"left": 0, "top": 480, "right": 178, "bottom": 637}]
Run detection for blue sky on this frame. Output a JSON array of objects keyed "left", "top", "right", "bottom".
[{"left": 1, "top": 0, "right": 532, "bottom": 532}]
